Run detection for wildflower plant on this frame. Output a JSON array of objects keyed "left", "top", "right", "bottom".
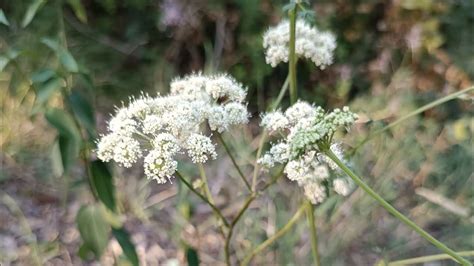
[{"left": 94, "top": 1, "right": 472, "bottom": 266}]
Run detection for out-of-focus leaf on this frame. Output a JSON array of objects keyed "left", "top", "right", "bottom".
[
  {"left": 50, "top": 140, "right": 64, "bottom": 177},
  {"left": 45, "top": 108, "right": 81, "bottom": 171},
  {"left": 45, "top": 108, "right": 81, "bottom": 140},
  {"left": 69, "top": 91, "right": 96, "bottom": 137},
  {"left": 58, "top": 49, "right": 79, "bottom": 73},
  {"left": 22, "top": 0, "right": 47, "bottom": 28},
  {"left": 58, "top": 135, "right": 80, "bottom": 172},
  {"left": 76, "top": 205, "right": 110, "bottom": 259},
  {"left": 186, "top": 246, "right": 199, "bottom": 266},
  {"left": 0, "top": 49, "right": 20, "bottom": 72},
  {"left": 36, "top": 77, "right": 63, "bottom": 106},
  {"left": 31, "top": 69, "right": 56, "bottom": 84},
  {"left": 66, "top": 0, "right": 87, "bottom": 23},
  {"left": 112, "top": 228, "right": 139, "bottom": 266},
  {"left": 0, "top": 9, "right": 10, "bottom": 26},
  {"left": 90, "top": 161, "right": 115, "bottom": 211},
  {"left": 41, "top": 38, "right": 79, "bottom": 73}
]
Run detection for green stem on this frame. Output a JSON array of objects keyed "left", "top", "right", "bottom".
[
  {"left": 216, "top": 132, "right": 252, "bottom": 192},
  {"left": 241, "top": 202, "right": 306, "bottom": 266},
  {"left": 270, "top": 74, "right": 290, "bottom": 111},
  {"left": 324, "top": 149, "right": 471, "bottom": 266},
  {"left": 198, "top": 164, "right": 215, "bottom": 204},
  {"left": 306, "top": 200, "right": 321, "bottom": 266},
  {"left": 353, "top": 86, "right": 474, "bottom": 153},
  {"left": 175, "top": 171, "right": 229, "bottom": 227},
  {"left": 225, "top": 194, "right": 256, "bottom": 266},
  {"left": 387, "top": 250, "right": 474, "bottom": 265},
  {"left": 288, "top": 5, "right": 298, "bottom": 104},
  {"left": 252, "top": 130, "right": 268, "bottom": 191}
]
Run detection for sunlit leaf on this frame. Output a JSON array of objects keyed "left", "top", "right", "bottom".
[
  {"left": 76, "top": 205, "right": 110, "bottom": 258},
  {"left": 0, "top": 9, "right": 10, "bottom": 26},
  {"left": 22, "top": 0, "right": 47, "bottom": 28},
  {"left": 59, "top": 49, "right": 79, "bottom": 73},
  {"left": 36, "top": 77, "right": 63, "bottom": 106},
  {"left": 112, "top": 228, "right": 139, "bottom": 266}
]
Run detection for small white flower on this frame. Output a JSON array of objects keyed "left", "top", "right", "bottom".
[
  {"left": 144, "top": 150, "right": 178, "bottom": 183},
  {"left": 207, "top": 106, "right": 229, "bottom": 132},
  {"left": 186, "top": 134, "right": 217, "bottom": 164},
  {"left": 303, "top": 182, "right": 327, "bottom": 204},
  {"left": 224, "top": 102, "right": 249, "bottom": 125},
  {"left": 263, "top": 19, "right": 336, "bottom": 68},
  {"left": 269, "top": 142, "right": 290, "bottom": 164},
  {"left": 261, "top": 111, "right": 289, "bottom": 132},
  {"left": 112, "top": 135, "right": 142, "bottom": 168},
  {"left": 333, "top": 178, "right": 352, "bottom": 196}
]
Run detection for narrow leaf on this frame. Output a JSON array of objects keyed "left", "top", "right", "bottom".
[
  {"left": 45, "top": 108, "right": 81, "bottom": 140},
  {"left": 69, "top": 91, "right": 96, "bottom": 137},
  {"left": 22, "top": 0, "right": 46, "bottom": 28},
  {"left": 58, "top": 135, "right": 80, "bottom": 172},
  {"left": 76, "top": 205, "right": 110, "bottom": 258},
  {"left": 66, "top": 0, "right": 87, "bottom": 23},
  {"left": 112, "top": 228, "right": 139, "bottom": 266},
  {"left": 58, "top": 49, "right": 79, "bottom": 73},
  {"left": 36, "top": 77, "right": 63, "bottom": 106},
  {"left": 90, "top": 161, "right": 116, "bottom": 212},
  {"left": 0, "top": 9, "right": 10, "bottom": 26}
]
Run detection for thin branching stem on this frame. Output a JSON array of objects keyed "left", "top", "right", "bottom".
[
  {"left": 175, "top": 171, "right": 229, "bottom": 227},
  {"left": 216, "top": 132, "right": 252, "bottom": 192},
  {"left": 386, "top": 250, "right": 474, "bottom": 266},
  {"left": 324, "top": 149, "right": 471, "bottom": 266},
  {"left": 353, "top": 86, "right": 474, "bottom": 153},
  {"left": 225, "top": 193, "right": 256, "bottom": 266},
  {"left": 240, "top": 202, "right": 307, "bottom": 266},
  {"left": 252, "top": 130, "right": 268, "bottom": 191},
  {"left": 306, "top": 200, "right": 321, "bottom": 266}
]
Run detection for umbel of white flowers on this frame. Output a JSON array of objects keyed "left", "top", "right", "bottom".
[
  {"left": 263, "top": 19, "right": 336, "bottom": 68},
  {"left": 259, "top": 101, "right": 358, "bottom": 204},
  {"left": 97, "top": 74, "right": 249, "bottom": 184}
]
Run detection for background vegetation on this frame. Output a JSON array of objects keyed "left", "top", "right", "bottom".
[{"left": 1, "top": 0, "right": 473, "bottom": 265}]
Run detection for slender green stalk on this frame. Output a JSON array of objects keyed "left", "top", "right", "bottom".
[
  {"left": 216, "top": 132, "right": 252, "bottom": 192},
  {"left": 353, "top": 86, "right": 474, "bottom": 152},
  {"left": 270, "top": 74, "right": 290, "bottom": 110},
  {"left": 241, "top": 202, "right": 307, "bottom": 266},
  {"left": 306, "top": 200, "right": 321, "bottom": 266},
  {"left": 288, "top": 5, "right": 298, "bottom": 104},
  {"left": 175, "top": 171, "right": 229, "bottom": 227},
  {"left": 225, "top": 194, "right": 256, "bottom": 266},
  {"left": 386, "top": 250, "right": 474, "bottom": 265},
  {"left": 198, "top": 164, "right": 215, "bottom": 204},
  {"left": 324, "top": 149, "right": 471, "bottom": 266},
  {"left": 252, "top": 130, "right": 268, "bottom": 191}
]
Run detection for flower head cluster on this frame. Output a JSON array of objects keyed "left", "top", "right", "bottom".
[
  {"left": 258, "top": 101, "right": 358, "bottom": 204},
  {"left": 263, "top": 19, "right": 336, "bottom": 68},
  {"left": 97, "top": 73, "right": 249, "bottom": 183}
]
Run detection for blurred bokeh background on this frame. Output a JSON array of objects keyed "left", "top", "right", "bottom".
[{"left": 1, "top": 0, "right": 473, "bottom": 265}]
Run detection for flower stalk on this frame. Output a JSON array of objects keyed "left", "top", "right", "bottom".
[
  {"left": 323, "top": 148, "right": 471, "bottom": 266},
  {"left": 241, "top": 202, "right": 307, "bottom": 266},
  {"left": 288, "top": 4, "right": 298, "bottom": 104},
  {"left": 306, "top": 200, "right": 321, "bottom": 266}
]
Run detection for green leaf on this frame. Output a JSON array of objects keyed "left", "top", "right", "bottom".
[
  {"left": 0, "top": 9, "right": 10, "bottom": 26},
  {"left": 22, "top": 0, "right": 47, "bottom": 28},
  {"left": 0, "top": 49, "right": 20, "bottom": 72},
  {"left": 45, "top": 108, "right": 81, "bottom": 172},
  {"left": 58, "top": 135, "right": 80, "bottom": 172},
  {"left": 36, "top": 77, "right": 63, "bottom": 106},
  {"left": 76, "top": 205, "right": 110, "bottom": 259},
  {"left": 112, "top": 228, "right": 139, "bottom": 266},
  {"left": 45, "top": 108, "right": 81, "bottom": 140},
  {"left": 186, "top": 246, "right": 199, "bottom": 266},
  {"left": 69, "top": 91, "right": 96, "bottom": 137},
  {"left": 31, "top": 69, "right": 57, "bottom": 84},
  {"left": 66, "top": 0, "right": 87, "bottom": 23},
  {"left": 90, "top": 161, "right": 116, "bottom": 212},
  {"left": 58, "top": 49, "right": 79, "bottom": 73}
]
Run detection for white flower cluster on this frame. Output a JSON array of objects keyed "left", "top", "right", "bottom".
[
  {"left": 97, "top": 73, "right": 249, "bottom": 183},
  {"left": 258, "top": 101, "right": 358, "bottom": 204},
  {"left": 263, "top": 19, "right": 336, "bottom": 68}
]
